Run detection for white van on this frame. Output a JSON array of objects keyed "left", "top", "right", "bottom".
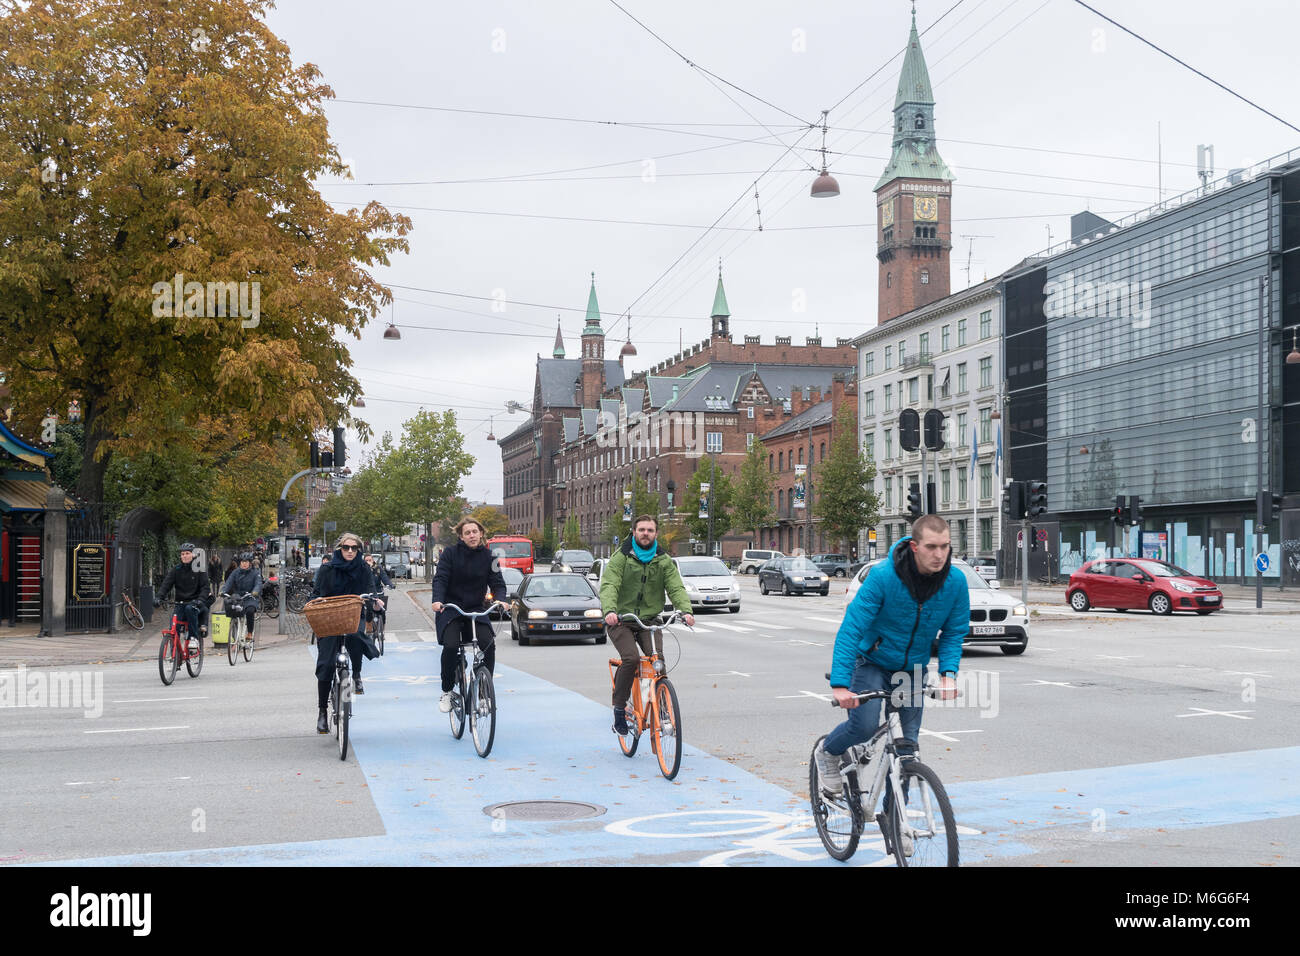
[{"left": 737, "top": 549, "right": 784, "bottom": 574}]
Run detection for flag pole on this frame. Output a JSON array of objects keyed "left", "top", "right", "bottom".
[{"left": 970, "top": 424, "right": 978, "bottom": 561}]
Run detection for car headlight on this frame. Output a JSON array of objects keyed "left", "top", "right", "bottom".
[
  {"left": 560, "top": 564, "right": 571, "bottom": 572},
  {"left": 1013, "top": 604, "right": 1027, "bottom": 617},
  {"left": 527, "top": 609, "right": 548, "bottom": 619},
  {"left": 1170, "top": 581, "right": 1195, "bottom": 593},
  {"left": 584, "top": 608, "right": 602, "bottom": 618},
  {"left": 792, "top": 576, "right": 804, "bottom": 582}
]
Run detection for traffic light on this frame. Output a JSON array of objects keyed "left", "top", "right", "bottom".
[
  {"left": 309, "top": 440, "right": 320, "bottom": 469},
  {"left": 1127, "top": 494, "right": 1142, "bottom": 526},
  {"left": 1112, "top": 495, "right": 1127, "bottom": 524},
  {"left": 1257, "top": 491, "right": 1283, "bottom": 520},
  {"left": 1030, "top": 525, "right": 1039, "bottom": 552},
  {"left": 320, "top": 449, "right": 333, "bottom": 468},
  {"left": 923, "top": 408, "right": 946, "bottom": 451},
  {"left": 926, "top": 481, "right": 937, "bottom": 514},
  {"left": 899, "top": 409, "right": 920, "bottom": 452},
  {"left": 906, "top": 483, "right": 923, "bottom": 521},
  {"left": 333, "top": 426, "right": 346, "bottom": 469},
  {"left": 277, "top": 498, "right": 296, "bottom": 528},
  {"left": 1026, "top": 481, "right": 1048, "bottom": 519},
  {"left": 1002, "top": 481, "right": 1025, "bottom": 520}
]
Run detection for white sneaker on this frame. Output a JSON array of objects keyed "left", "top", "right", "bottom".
[
  {"left": 439, "top": 692, "right": 453, "bottom": 713},
  {"left": 815, "top": 743, "right": 843, "bottom": 796},
  {"left": 899, "top": 826, "right": 915, "bottom": 857}
]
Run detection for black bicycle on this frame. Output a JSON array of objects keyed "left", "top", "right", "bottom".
[
  {"left": 363, "top": 590, "right": 387, "bottom": 656},
  {"left": 441, "top": 602, "right": 505, "bottom": 758},
  {"left": 328, "top": 638, "right": 354, "bottom": 761}
]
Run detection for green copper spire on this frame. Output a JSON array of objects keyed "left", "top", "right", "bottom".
[
  {"left": 875, "top": 8, "right": 954, "bottom": 190},
  {"left": 582, "top": 272, "right": 603, "bottom": 335},
  {"left": 710, "top": 264, "right": 730, "bottom": 319},
  {"left": 552, "top": 315, "right": 565, "bottom": 358}
]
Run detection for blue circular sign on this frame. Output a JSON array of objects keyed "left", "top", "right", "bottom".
[{"left": 1256, "top": 553, "right": 1270, "bottom": 573}]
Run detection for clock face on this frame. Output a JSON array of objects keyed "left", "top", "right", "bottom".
[
  {"left": 914, "top": 196, "right": 938, "bottom": 222},
  {"left": 880, "top": 200, "right": 894, "bottom": 229}
]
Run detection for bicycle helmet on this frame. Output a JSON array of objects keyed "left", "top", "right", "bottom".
[
  {"left": 239, "top": 552, "right": 254, "bottom": 563},
  {"left": 180, "top": 542, "right": 196, "bottom": 552}
]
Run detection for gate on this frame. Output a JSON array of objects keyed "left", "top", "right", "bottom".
[{"left": 65, "top": 505, "right": 114, "bottom": 633}]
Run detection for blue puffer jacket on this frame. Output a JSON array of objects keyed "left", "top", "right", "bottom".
[{"left": 829, "top": 537, "right": 970, "bottom": 686}]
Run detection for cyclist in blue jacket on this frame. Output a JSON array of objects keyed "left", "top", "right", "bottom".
[{"left": 817, "top": 515, "right": 968, "bottom": 798}]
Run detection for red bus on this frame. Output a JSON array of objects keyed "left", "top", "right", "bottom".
[{"left": 487, "top": 536, "right": 535, "bottom": 574}]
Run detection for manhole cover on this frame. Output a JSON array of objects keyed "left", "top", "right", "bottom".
[{"left": 484, "top": 800, "right": 606, "bottom": 821}]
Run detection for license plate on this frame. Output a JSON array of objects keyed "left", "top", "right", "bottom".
[
  {"left": 553, "top": 622, "right": 581, "bottom": 631},
  {"left": 704, "top": 595, "right": 727, "bottom": 602},
  {"left": 972, "top": 625, "right": 1005, "bottom": 635},
  {"left": 1202, "top": 596, "right": 1220, "bottom": 603}
]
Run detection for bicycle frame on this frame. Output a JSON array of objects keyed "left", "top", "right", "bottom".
[{"left": 164, "top": 602, "right": 204, "bottom": 660}]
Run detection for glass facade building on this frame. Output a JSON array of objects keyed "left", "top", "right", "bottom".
[{"left": 1004, "top": 155, "right": 1300, "bottom": 587}]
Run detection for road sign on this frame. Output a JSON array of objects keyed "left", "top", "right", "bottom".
[
  {"left": 1036, "top": 528, "right": 1047, "bottom": 542},
  {"left": 1256, "top": 553, "right": 1270, "bottom": 573},
  {"left": 867, "top": 529, "right": 877, "bottom": 543},
  {"left": 1016, "top": 530, "right": 1024, "bottom": 548}
]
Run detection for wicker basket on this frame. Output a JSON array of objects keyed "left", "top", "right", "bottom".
[{"left": 303, "top": 594, "right": 362, "bottom": 637}]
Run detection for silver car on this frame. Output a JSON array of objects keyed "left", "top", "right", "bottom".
[{"left": 670, "top": 556, "right": 741, "bottom": 613}]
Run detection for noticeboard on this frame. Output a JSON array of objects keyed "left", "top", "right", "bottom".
[{"left": 73, "top": 543, "right": 108, "bottom": 602}]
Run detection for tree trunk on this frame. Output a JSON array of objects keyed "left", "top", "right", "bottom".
[{"left": 75, "top": 397, "right": 112, "bottom": 505}]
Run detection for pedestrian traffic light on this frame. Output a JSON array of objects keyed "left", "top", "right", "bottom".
[
  {"left": 333, "top": 426, "right": 346, "bottom": 469},
  {"left": 1002, "top": 481, "right": 1025, "bottom": 520},
  {"left": 1127, "top": 494, "right": 1142, "bottom": 526},
  {"left": 906, "top": 483, "right": 923, "bottom": 521},
  {"left": 309, "top": 440, "right": 320, "bottom": 469},
  {"left": 923, "top": 408, "right": 946, "bottom": 451},
  {"left": 898, "top": 408, "right": 920, "bottom": 452},
  {"left": 1112, "top": 495, "right": 1127, "bottom": 524},
  {"left": 1026, "top": 481, "right": 1048, "bottom": 519}
]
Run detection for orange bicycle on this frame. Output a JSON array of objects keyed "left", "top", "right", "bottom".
[{"left": 606, "top": 611, "right": 690, "bottom": 780}]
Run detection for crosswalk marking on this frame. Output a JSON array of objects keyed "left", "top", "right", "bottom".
[
  {"left": 808, "top": 616, "right": 843, "bottom": 626},
  {"left": 705, "top": 621, "right": 754, "bottom": 633},
  {"left": 417, "top": 630, "right": 437, "bottom": 642},
  {"left": 761, "top": 622, "right": 792, "bottom": 630}
]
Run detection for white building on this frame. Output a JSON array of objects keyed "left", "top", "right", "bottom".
[{"left": 855, "top": 277, "right": 1007, "bottom": 562}]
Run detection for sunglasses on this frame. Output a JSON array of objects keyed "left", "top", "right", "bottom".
[{"left": 340, "top": 544, "right": 360, "bottom": 552}]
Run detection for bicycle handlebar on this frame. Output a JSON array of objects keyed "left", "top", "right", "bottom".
[
  {"left": 616, "top": 610, "right": 692, "bottom": 630},
  {"left": 441, "top": 601, "right": 505, "bottom": 619},
  {"left": 830, "top": 686, "right": 962, "bottom": 707}
]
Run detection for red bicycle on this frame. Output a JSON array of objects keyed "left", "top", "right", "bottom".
[{"left": 158, "top": 600, "right": 206, "bottom": 685}]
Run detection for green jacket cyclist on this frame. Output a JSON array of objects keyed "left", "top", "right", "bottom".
[{"left": 599, "top": 514, "right": 694, "bottom": 735}]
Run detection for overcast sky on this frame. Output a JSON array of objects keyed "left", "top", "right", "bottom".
[{"left": 263, "top": 0, "right": 1299, "bottom": 503}]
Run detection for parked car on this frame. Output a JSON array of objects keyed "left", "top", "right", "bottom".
[
  {"left": 758, "top": 556, "right": 830, "bottom": 596},
  {"left": 1065, "top": 559, "right": 1223, "bottom": 615},
  {"left": 737, "top": 549, "right": 784, "bottom": 575},
  {"left": 811, "top": 553, "right": 852, "bottom": 577},
  {"left": 509, "top": 572, "right": 605, "bottom": 646},
  {"left": 383, "top": 551, "right": 411, "bottom": 579},
  {"left": 486, "top": 566, "right": 525, "bottom": 619},
  {"left": 551, "top": 548, "right": 596, "bottom": 575},
  {"left": 847, "top": 557, "right": 1029, "bottom": 655},
  {"left": 668, "top": 556, "right": 741, "bottom": 613}
]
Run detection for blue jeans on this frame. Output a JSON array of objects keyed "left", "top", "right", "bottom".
[
  {"left": 824, "top": 660, "right": 924, "bottom": 757},
  {"left": 175, "top": 603, "right": 202, "bottom": 642}
]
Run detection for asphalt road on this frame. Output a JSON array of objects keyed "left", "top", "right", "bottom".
[{"left": 2, "top": 575, "right": 1296, "bottom": 866}]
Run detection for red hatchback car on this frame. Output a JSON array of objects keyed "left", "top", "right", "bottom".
[{"left": 1066, "top": 559, "right": 1224, "bottom": 615}]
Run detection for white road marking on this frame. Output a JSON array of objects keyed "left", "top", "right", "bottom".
[
  {"left": 111, "top": 697, "right": 209, "bottom": 703},
  {"left": 776, "top": 690, "right": 833, "bottom": 702},
  {"left": 1177, "top": 707, "right": 1254, "bottom": 720},
  {"left": 1224, "top": 670, "right": 1272, "bottom": 678},
  {"left": 1096, "top": 655, "right": 1142, "bottom": 660},
  {"left": 918, "top": 728, "right": 984, "bottom": 743},
  {"left": 65, "top": 781, "right": 102, "bottom": 786},
  {"left": 687, "top": 626, "right": 713, "bottom": 634},
  {"left": 808, "top": 616, "right": 843, "bottom": 626},
  {"left": 786, "top": 639, "right": 827, "bottom": 646},
  {"left": 417, "top": 630, "right": 437, "bottom": 642},
  {"left": 1024, "top": 680, "right": 1077, "bottom": 688},
  {"left": 705, "top": 621, "right": 754, "bottom": 633},
  {"left": 1222, "top": 645, "right": 1288, "bottom": 653},
  {"left": 84, "top": 726, "right": 190, "bottom": 734},
  {"left": 707, "top": 671, "right": 753, "bottom": 678},
  {"left": 761, "top": 622, "right": 792, "bottom": 630}
]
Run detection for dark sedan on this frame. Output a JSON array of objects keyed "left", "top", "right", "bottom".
[
  {"left": 510, "top": 572, "right": 607, "bottom": 645},
  {"left": 758, "top": 556, "right": 830, "bottom": 596},
  {"left": 551, "top": 548, "right": 596, "bottom": 575}
]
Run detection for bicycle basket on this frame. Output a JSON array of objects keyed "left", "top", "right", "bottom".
[{"left": 303, "top": 595, "right": 362, "bottom": 636}]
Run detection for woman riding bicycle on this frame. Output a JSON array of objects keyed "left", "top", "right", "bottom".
[
  {"left": 219, "top": 552, "right": 262, "bottom": 641},
  {"left": 310, "top": 533, "right": 380, "bottom": 734},
  {"left": 431, "top": 518, "right": 506, "bottom": 714}
]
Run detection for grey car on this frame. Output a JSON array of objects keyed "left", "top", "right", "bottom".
[
  {"left": 811, "top": 553, "right": 852, "bottom": 577},
  {"left": 551, "top": 549, "right": 596, "bottom": 575},
  {"left": 669, "top": 556, "right": 741, "bottom": 613}
]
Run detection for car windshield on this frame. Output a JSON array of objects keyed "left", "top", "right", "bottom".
[
  {"left": 562, "top": 551, "right": 595, "bottom": 564},
  {"left": 784, "top": 557, "right": 821, "bottom": 572},
  {"left": 526, "top": 576, "right": 595, "bottom": 598},
  {"left": 501, "top": 568, "right": 523, "bottom": 585},
  {"left": 678, "top": 559, "right": 729, "bottom": 576},
  {"left": 1136, "top": 560, "right": 1196, "bottom": 578},
  {"left": 952, "top": 563, "right": 991, "bottom": 590},
  {"left": 490, "top": 541, "right": 532, "bottom": 558}
]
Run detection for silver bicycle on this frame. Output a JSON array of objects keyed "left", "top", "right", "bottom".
[{"left": 809, "top": 679, "right": 959, "bottom": 866}]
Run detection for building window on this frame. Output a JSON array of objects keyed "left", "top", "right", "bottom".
[
  {"left": 864, "top": 390, "right": 874, "bottom": 417},
  {"left": 769, "top": 453, "right": 774, "bottom": 472},
  {"left": 957, "top": 411, "right": 968, "bottom": 445},
  {"left": 779, "top": 489, "right": 784, "bottom": 512},
  {"left": 864, "top": 434, "right": 875, "bottom": 461},
  {"left": 919, "top": 332, "right": 929, "bottom": 357},
  {"left": 980, "top": 463, "right": 992, "bottom": 500},
  {"left": 941, "top": 468, "right": 951, "bottom": 503},
  {"left": 957, "top": 467, "right": 968, "bottom": 504},
  {"left": 957, "top": 362, "right": 967, "bottom": 394},
  {"left": 864, "top": 352, "right": 875, "bottom": 376},
  {"left": 747, "top": 432, "right": 754, "bottom": 449},
  {"left": 884, "top": 384, "right": 892, "bottom": 412},
  {"left": 886, "top": 272, "right": 892, "bottom": 289},
  {"left": 819, "top": 442, "right": 826, "bottom": 461},
  {"left": 941, "top": 325, "right": 950, "bottom": 351},
  {"left": 798, "top": 447, "right": 803, "bottom": 465},
  {"left": 706, "top": 431, "right": 722, "bottom": 453},
  {"left": 747, "top": 405, "right": 754, "bottom": 419},
  {"left": 884, "top": 478, "right": 893, "bottom": 509},
  {"left": 898, "top": 340, "right": 906, "bottom": 364},
  {"left": 779, "top": 451, "right": 784, "bottom": 471},
  {"left": 980, "top": 406, "right": 992, "bottom": 444},
  {"left": 980, "top": 517, "right": 992, "bottom": 553},
  {"left": 884, "top": 347, "right": 893, "bottom": 370},
  {"left": 979, "top": 356, "right": 992, "bottom": 388},
  {"left": 920, "top": 269, "right": 929, "bottom": 285},
  {"left": 980, "top": 310, "right": 991, "bottom": 339},
  {"left": 957, "top": 317, "right": 967, "bottom": 346},
  {"left": 957, "top": 519, "right": 968, "bottom": 555},
  {"left": 884, "top": 429, "right": 893, "bottom": 459},
  {"left": 908, "top": 377, "right": 919, "bottom": 404}
]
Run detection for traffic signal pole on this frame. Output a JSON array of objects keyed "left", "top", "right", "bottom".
[
  {"left": 1022, "top": 517, "right": 1030, "bottom": 606},
  {"left": 277, "top": 465, "right": 337, "bottom": 634}
]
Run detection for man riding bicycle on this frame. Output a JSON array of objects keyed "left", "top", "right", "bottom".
[
  {"left": 817, "top": 515, "right": 968, "bottom": 798},
  {"left": 156, "top": 543, "right": 214, "bottom": 646},
  {"left": 432, "top": 518, "right": 506, "bottom": 715},
  {"left": 219, "top": 552, "right": 262, "bottom": 641},
  {"left": 599, "top": 515, "right": 694, "bottom": 736}
]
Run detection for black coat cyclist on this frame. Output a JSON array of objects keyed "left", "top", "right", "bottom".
[{"left": 310, "top": 534, "right": 378, "bottom": 733}]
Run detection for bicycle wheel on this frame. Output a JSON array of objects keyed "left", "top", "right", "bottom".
[
  {"left": 261, "top": 592, "right": 279, "bottom": 619},
  {"left": 887, "top": 760, "right": 958, "bottom": 868},
  {"left": 123, "top": 600, "right": 145, "bottom": 630},
  {"left": 337, "top": 676, "right": 352, "bottom": 761},
  {"left": 242, "top": 627, "right": 254, "bottom": 662},
  {"left": 617, "top": 701, "right": 639, "bottom": 757},
  {"left": 449, "top": 659, "right": 467, "bottom": 739},
  {"left": 652, "top": 678, "right": 683, "bottom": 780},
  {"left": 375, "top": 614, "right": 385, "bottom": 656},
  {"left": 185, "top": 630, "right": 204, "bottom": 678},
  {"left": 227, "top": 618, "right": 239, "bottom": 666},
  {"left": 158, "top": 632, "right": 177, "bottom": 686},
  {"left": 287, "top": 586, "right": 311, "bottom": 613},
  {"left": 809, "top": 735, "right": 862, "bottom": 861},
  {"left": 470, "top": 667, "right": 496, "bottom": 757}
]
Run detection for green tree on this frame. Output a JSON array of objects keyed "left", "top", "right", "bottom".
[
  {"left": 817, "top": 405, "right": 880, "bottom": 551},
  {"left": 386, "top": 411, "right": 476, "bottom": 563},
  {"left": 732, "top": 438, "right": 775, "bottom": 539},
  {"left": 0, "top": 0, "right": 411, "bottom": 503},
  {"left": 682, "top": 460, "right": 734, "bottom": 540},
  {"left": 600, "top": 470, "right": 660, "bottom": 550},
  {"left": 561, "top": 514, "right": 584, "bottom": 550}
]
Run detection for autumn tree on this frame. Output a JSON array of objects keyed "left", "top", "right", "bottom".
[
  {"left": 0, "top": 0, "right": 411, "bottom": 504},
  {"left": 468, "top": 504, "right": 509, "bottom": 539}
]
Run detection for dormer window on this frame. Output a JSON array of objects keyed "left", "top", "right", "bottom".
[{"left": 915, "top": 113, "right": 925, "bottom": 129}]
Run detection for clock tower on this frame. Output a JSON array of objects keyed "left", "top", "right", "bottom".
[{"left": 875, "top": 7, "right": 954, "bottom": 324}]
